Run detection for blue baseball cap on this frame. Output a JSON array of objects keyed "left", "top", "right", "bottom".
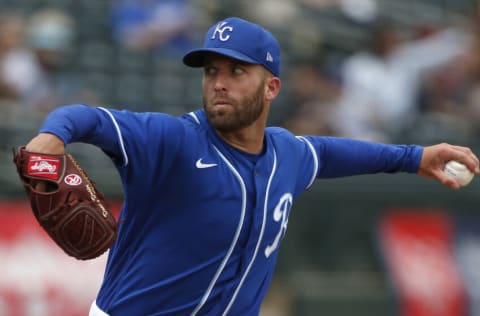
[{"left": 183, "top": 17, "right": 281, "bottom": 77}]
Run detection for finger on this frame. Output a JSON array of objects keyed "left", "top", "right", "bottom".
[
  {"left": 435, "top": 169, "right": 462, "bottom": 190},
  {"left": 445, "top": 146, "right": 479, "bottom": 174},
  {"left": 458, "top": 154, "right": 480, "bottom": 174}
]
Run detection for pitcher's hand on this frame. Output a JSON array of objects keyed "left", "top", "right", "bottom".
[{"left": 418, "top": 143, "right": 479, "bottom": 190}]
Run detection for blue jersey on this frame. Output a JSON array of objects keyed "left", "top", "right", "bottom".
[{"left": 39, "top": 104, "right": 422, "bottom": 315}]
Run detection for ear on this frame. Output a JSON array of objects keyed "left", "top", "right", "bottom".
[{"left": 265, "top": 76, "right": 281, "bottom": 101}]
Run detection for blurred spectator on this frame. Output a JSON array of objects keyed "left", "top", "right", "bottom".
[
  {"left": 300, "top": 0, "right": 378, "bottom": 23},
  {"left": 14, "top": 8, "right": 96, "bottom": 115},
  {"left": 328, "top": 21, "right": 472, "bottom": 142},
  {"left": 281, "top": 61, "right": 341, "bottom": 135},
  {"left": 0, "top": 12, "right": 32, "bottom": 105},
  {"left": 240, "top": 0, "right": 300, "bottom": 29},
  {"left": 110, "top": 0, "right": 197, "bottom": 56},
  {"left": 415, "top": 31, "right": 480, "bottom": 140}
]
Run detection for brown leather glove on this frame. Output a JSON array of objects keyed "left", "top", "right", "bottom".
[{"left": 13, "top": 146, "right": 117, "bottom": 260}]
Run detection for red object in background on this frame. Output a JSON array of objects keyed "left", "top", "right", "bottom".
[
  {"left": 378, "top": 209, "right": 467, "bottom": 316},
  {"left": 0, "top": 200, "right": 46, "bottom": 240},
  {"left": 0, "top": 200, "right": 121, "bottom": 316}
]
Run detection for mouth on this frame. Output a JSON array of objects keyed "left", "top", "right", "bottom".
[
  {"left": 209, "top": 100, "right": 234, "bottom": 112},
  {"left": 213, "top": 99, "right": 231, "bottom": 106}
]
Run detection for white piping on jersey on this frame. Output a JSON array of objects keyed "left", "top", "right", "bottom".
[
  {"left": 188, "top": 112, "right": 201, "bottom": 125},
  {"left": 223, "top": 149, "right": 278, "bottom": 316},
  {"left": 98, "top": 107, "right": 129, "bottom": 167},
  {"left": 191, "top": 145, "right": 247, "bottom": 316},
  {"left": 296, "top": 136, "right": 318, "bottom": 189}
]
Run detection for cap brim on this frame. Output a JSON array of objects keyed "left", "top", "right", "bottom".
[{"left": 183, "top": 48, "right": 259, "bottom": 68}]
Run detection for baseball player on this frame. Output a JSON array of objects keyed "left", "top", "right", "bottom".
[{"left": 24, "top": 17, "right": 479, "bottom": 315}]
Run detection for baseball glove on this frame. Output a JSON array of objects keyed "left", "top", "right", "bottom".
[{"left": 13, "top": 146, "right": 117, "bottom": 260}]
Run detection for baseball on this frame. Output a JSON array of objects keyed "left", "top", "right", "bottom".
[{"left": 444, "top": 160, "right": 474, "bottom": 186}]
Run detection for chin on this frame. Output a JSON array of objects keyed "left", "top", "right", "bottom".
[{"left": 207, "top": 115, "right": 238, "bottom": 132}]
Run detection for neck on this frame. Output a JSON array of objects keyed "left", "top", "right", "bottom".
[
  {"left": 216, "top": 108, "right": 268, "bottom": 154},
  {"left": 216, "top": 126, "right": 265, "bottom": 154}
]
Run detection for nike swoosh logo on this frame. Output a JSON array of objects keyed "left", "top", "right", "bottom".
[{"left": 196, "top": 158, "right": 218, "bottom": 169}]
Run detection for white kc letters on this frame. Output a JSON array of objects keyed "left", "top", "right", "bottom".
[{"left": 211, "top": 22, "right": 233, "bottom": 41}]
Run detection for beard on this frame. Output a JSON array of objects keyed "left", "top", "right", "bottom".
[{"left": 203, "top": 83, "right": 265, "bottom": 132}]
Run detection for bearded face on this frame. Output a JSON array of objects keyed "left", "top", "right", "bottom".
[{"left": 203, "top": 77, "right": 266, "bottom": 132}]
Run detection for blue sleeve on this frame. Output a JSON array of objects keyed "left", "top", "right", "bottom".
[
  {"left": 302, "top": 136, "right": 423, "bottom": 179},
  {"left": 39, "top": 104, "right": 124, "bottom": 160},
  {"left": 38, "top": 104, "right": 186, "bottom": 176}
]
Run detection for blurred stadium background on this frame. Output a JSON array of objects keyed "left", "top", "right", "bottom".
[{"left": 1, "top": 0, "right": 480, "bottom": 315}]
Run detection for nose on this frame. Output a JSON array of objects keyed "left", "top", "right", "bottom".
[
  {"left": 212, "top": 71, "right": 228, "bottom": 91},
  {"left": 213, "top": 78, "right": 226, "bottom": 92}
]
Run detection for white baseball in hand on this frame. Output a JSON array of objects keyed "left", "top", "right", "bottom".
[{"left": 444, "top": 160, "right": 474, "bottom": 186}]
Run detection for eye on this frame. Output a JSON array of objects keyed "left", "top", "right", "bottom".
[
  {"left": 232, "top": 67, "right": 245, "bottom": 75},
  {"left": 204, "top": 66, "right": 216, "bottom": 76}
]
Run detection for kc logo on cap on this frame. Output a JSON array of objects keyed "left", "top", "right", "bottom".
[
  {"left": 183, "top": 17, "right": 281, "bottom": 77},
  {"left": 212, "top": 21, "right": 234, "bottom": 42}
]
